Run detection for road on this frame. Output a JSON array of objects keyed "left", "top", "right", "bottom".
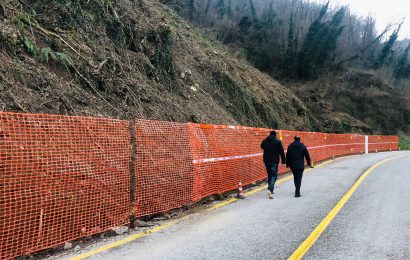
[{"left": 66, "top": 151, "right": 410, "bottom": 260}]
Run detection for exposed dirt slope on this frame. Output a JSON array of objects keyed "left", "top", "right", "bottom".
[
  {"left": 289, "top": 70, "right": 410, "bottom": 134},
  {"left": 0, "top": 0, "right": 317, "bottom": 130}
]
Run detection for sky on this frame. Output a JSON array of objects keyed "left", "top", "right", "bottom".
[{"left": 313, "top": 0, "right": 410, "bottom": 40}]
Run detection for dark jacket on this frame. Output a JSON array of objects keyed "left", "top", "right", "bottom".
[
  {"left": 261, "top": 135, "right": 285, "bottom": 164},
  {"left": 286, "top": 141, "right": 311, "bottom": 170}
]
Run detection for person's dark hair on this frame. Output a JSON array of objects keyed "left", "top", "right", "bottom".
[
  {"left": 294, "top": 136, "right": 301, "bottom": 141},
  {"left": 270, "top": 130, "right": 277, "bottom": 136}
]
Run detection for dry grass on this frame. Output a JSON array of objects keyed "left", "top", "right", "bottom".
[{"left": 0, "top": 0, "right": 312, "bottom": 130}]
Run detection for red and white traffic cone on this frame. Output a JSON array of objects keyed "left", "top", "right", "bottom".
[{"left": 237, "top": 182, "right": 245, "bottom": 199}]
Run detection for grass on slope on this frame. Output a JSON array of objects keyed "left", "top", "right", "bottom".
[{"left": 399, "top": 132, "right": 410, "bottom": 150}]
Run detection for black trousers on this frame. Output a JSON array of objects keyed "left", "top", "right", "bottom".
[{"left": 292, "top": 168, "right": 304, "bottom": 195}]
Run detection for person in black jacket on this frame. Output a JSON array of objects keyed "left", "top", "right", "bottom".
[
  {"left": 261, "top": 131, "right": 286, "bottom": 199},
  {"left": 286, "top": 136, "right": 312, "bottom": 197}
]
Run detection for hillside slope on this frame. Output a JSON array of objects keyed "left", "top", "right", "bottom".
[
  {"left": 289, "top": 71, "right": 409, "bottom": 134},
  {"left": 0, "top": 0, "right": 318, "bottom": 131},
  {"left": 161, "top": 0, "right": 410, "bottom": 135}
]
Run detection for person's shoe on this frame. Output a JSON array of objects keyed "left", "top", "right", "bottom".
[
  {"left": 268, "top": 191, "right": 273, "bottom": 199},
  {"left": 295, "top": 193, "right": 301, "bottom": 198}
]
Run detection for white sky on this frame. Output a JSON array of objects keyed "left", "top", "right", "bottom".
[{"left": 313, "top": 0, "right": 410, "bottom": 40}]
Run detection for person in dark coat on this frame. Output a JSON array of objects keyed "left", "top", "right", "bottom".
[
  {"left": 261, "top": 131, "right": 286, "bottom": 199},
  {"left": 286, "top": 136, "right": 313, "bottom": 197}
]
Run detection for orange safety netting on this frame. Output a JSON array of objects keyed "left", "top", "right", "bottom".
[
  {"left": 369, "top": 135, "right": 398, "bottom": 152},
  {"left": 0, "top": 112, "right": 399, "bottom": 259},
  {"left": 0, "top": 113, "right": 130, "bottom": 260},
  {"left": 134, "top": 119, "right": 194, "bottom": 217},
  {"left": 189, "top": 124, "right": 270, "bottom": 200}
]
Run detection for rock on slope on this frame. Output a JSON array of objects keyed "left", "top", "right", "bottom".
[{"left": 0, "top": 0, "right": 316, "bottom": 130}]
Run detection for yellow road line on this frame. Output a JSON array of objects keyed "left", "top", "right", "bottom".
[
  {"left": 207, "top": 198, "right": 238, "bottom": 211},
  {"left": 288, "top": 153, "right": 410, "bottom": 260},
  {"left": 70, "top": 221, "right": 176, "bottom": 260},
  {"left": 71, "top": 157, "right": 339, "bottom": 260}
]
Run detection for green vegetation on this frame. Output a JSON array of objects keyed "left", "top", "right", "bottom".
[
  {"left": 297, "top": 4, "right": 346, "bottom": 78},
  {"left": 40, "top": 47, "right": 73, "bottom": 66},
  {"left": 394, "top": 43, "right": 410, "bottom": 79},
  {"left": 399, "top": 133, "right": 410, "bottom": 150},
  {"left": 16, "top": 7, "right": 73, "bottom": 67},
  {"left": 0, "top": 0, "right": 407, "bottom": 135},
  {"left": 163, "top": 0, "right": 410, "bottom": 81},
  {"left": 162, "top": 0, "right": 410, "bottom": 134},
  {"left": 23, "top": 36, "right": 37, "bottom": 57},
  {"left": 21, "top": 35, "right": 72, "bottom": 67},
  {"left": 374, "top": 25, "right": 401, "bottom": 69}
]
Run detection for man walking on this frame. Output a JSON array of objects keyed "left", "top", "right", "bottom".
[
  {"left": 286, "top": 136, "right": 312, "bottom": 197},
  {"left": 261, "top": 131, "right": 286, "bottom": 199}
]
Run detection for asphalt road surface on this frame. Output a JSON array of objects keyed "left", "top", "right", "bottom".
[{"left": 68, "top": 151, "right": 410, "bottom": 260}]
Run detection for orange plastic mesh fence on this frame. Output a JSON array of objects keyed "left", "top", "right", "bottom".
[
  {"left": 0, "top": 112, "right": 399, "bottom": 259},
  {"left": 190, "top": 124, "right": 270, "bottom": 199},
  {"left": 369, "top": 135, "right": 399, "bottom": 152},
  {"left": 0, "top": 113, "right": 130, "bottom": 260},
  {"left": 134, "top": 119, "right": 194, "bottom": 217}
]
